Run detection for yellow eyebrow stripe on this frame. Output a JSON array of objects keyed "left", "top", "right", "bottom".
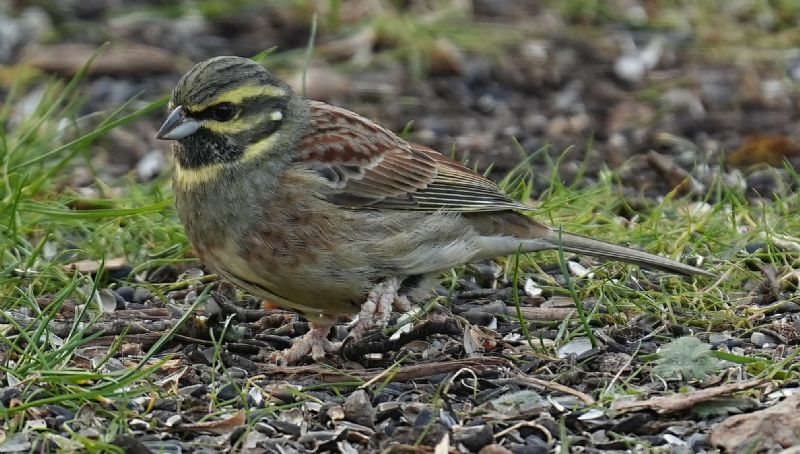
[{"left": 193, "top": 85, "right": 286, "bottom": 110}]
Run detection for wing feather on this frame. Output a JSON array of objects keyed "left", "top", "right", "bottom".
[{"left": 293, "top": 101, "right": 529, "bottom": 212}]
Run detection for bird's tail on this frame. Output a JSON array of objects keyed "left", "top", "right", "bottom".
[
  {"left": 468, "top": 212, "right": 711, "bottom": 276},
  {"left": 539, "top": 229, "right": 711, "bottom": 276}
]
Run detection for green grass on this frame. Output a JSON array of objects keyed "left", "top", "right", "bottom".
[
  {"left": 500, "top": 166, "right": 797, "bottom": 338},
  {"left": 0, "top": 54, "right": 194, "bottom": 451}
]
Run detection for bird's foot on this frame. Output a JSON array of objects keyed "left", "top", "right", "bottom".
[
  {"left": 393, "top": 293, "right": 412, "bottom": 312},
  {"left": 348, "top": 277, "right": 408, "bottom": 342},
  {"left": 269, "top": 322, "right": 340, "bottom": 365}
]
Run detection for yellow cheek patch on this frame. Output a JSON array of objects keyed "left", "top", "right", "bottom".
[
  {"left": 194, "top": 85, "right": 286, "bottom": 110},
  {"left": 242, "top": 130, "right": 283, "bottom": 162},
  {"left": 174, "top": 163, "right": 224, "bottom": 189}
]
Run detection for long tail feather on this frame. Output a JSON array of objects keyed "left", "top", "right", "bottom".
[{"left": 543, "top": 230, "right": 711, "bottom": 276}]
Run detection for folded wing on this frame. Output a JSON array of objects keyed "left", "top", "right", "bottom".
[{"left": 294, "top": 101, "right": 528, "bottom": 212}]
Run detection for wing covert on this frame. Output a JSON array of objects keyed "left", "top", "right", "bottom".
[{"left": 293, "top": 101, "right": 528, "bottom": 212}]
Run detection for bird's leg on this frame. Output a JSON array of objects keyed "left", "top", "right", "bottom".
[
  {"left": 271, "top": 278, "right": 412, "bottom": 363},
  {"left": 349, "top": 277, "right": 405, "bottom": 342},
  {"left": 393, "top": 294, "right": 412, "bottom": 312},
  {"left": 269, "top": 320, "right": 339, "bottom": 365}
]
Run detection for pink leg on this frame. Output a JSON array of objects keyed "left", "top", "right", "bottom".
[
  {"left": 349, "top": 278, "right": 406, "bottom": 341},
  {"left": 393, "top": 294, "right": 412, "bottom": 312},
  {"left": 269, "top": 278, "right": 414, "bottom": 363},
  {"left": 269, "top": 321, "right": 340, "bottom": 365}
]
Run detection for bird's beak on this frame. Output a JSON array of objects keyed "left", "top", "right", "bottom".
[{"left": 156, "top": 105, "right": 200, "bottom": 140}]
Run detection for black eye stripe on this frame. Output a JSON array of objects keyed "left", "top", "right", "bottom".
[
  {"left": 240, "top": 95, "right": 288, "bottom": 119},
  {"left": 187, "top": 94, "right": 288, "bottom": 121},
  {"left": 211, "top": 104, "right": 235, "bottom": 121},
  {"left": 188, "top": 103, "right": 237, "bottom": 121}
]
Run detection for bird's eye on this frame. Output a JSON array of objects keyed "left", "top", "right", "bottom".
[{"left": 211, "top": 103, "right": 235, "bottom": 122}]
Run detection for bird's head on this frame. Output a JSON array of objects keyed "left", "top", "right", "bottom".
[{"left": 157, "top": 56, "right": 296, "bottom": 175}]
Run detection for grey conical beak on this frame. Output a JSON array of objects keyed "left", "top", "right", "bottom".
[{"left": 156, "top": 105, "right": 200, "bottom": 140}]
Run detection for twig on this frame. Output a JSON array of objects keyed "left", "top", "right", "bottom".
[
  {"left": 5, "top": 311, "right": 178, "bottom": 338},
  {"left": 258, "top": 357, "right": 512, "bottom": 383},
  {"left": 213, "top": 295, "right": 278, "bottom": 322},
  {"left": 613, "top": 378, "right": 767, "bottom": 413},
  {"left": 510, "top": 373, "right": 595, "bottom": 405},
  {"left": 495, "top": 421, "right": 554, "bottom": 443}
]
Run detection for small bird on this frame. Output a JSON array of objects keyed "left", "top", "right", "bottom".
[{"left": 157, "top": 56, "right": 710, "bottom": 364}]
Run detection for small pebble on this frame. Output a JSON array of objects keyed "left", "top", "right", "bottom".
[
  {"left": 708, "top": 332, "right": 734, "bottom": 346},
  {"left": 750, "top": 332, "right": 778, "bottom": 347},
  {"left": 113, "top": 291, "right": 127, "bottom": 310},
  {"left": 217, "top": 381, "right": 241, "bottom": 401},
  {"left": 744, "top": 241, "right": 765, "bottom": 253},
  {"left": 179, "top": 384, "right": 207, "bottom": 397},
  {"left": 557, "top": 337, "right": 594, "bottom": 359},
  {"left": 454, "top": 424, "right": 494, "bottom": 452},
  {"left": 52, "top": 416, "right": 68, "bottom": 430},
  {"left": 413, "top": 407, "right": 433, "bottom": 428},
  {"left": 116, "top": 286, "right": 135, "bottom": 303},
  {"left": 344, "top": 389, "right": 375, "bottom": 428},
  {"left": 746, "top": 168, "right": 788, "bottom": 199},
  {"left": 133, "top": 287, "right": 152, "bottom": 304},
  {"left": 147, "top": 265, "right": 178, "bottom": 283},
  {"left": 479, "top": 444, "right": 513, "bottom": 454},
  {"left": 107, "top": 265, "right": 134, "bottom": 281},
  {"left": 45, "top": 405, "right": 75, "bottom": 421},
  {"left": 509, "top": 442, "right": 548, "bottom": 454}
]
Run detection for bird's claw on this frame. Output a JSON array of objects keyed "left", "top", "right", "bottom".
[{"left": 268, "top": 322, "right": 339, "bottom": 365}]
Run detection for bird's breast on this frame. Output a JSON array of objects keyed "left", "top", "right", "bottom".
[{"left": 175, "top": 169, "right": 366, "bottom": 315}]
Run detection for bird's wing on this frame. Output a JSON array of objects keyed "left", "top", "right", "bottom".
[{"left": 293, "top": 101, "right": 528, "bottom": 212}]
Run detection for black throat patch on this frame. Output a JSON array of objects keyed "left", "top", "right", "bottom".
[{"left": 175, "top": 128, "right": 244, "bottom": 169}]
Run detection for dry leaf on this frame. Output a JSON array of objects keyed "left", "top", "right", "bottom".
[
  {"left": 64, "top": 257, "right": 128, "bottom": 274},
  {"left": 710, "top": 393, "right": 800, "bottom": 452},
  {"left": 613, "top": 379, "right": 766, "bottom": 413},
  {"left": 174, "top": 410, "right": 246, "bottom": 434},
  {"left": 729, "top": 135, "right": 800, "bottom": 167}
]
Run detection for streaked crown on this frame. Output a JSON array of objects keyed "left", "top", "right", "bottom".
[{"left": 172, "top": 56, "right": 287, "bottom": 109}]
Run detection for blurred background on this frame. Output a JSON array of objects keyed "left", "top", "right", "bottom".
[{"left": 2, "top": 0, "right": 799, "bottom": 200}]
